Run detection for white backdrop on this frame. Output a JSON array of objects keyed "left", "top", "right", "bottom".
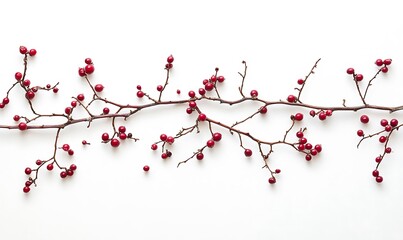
[{"left": 1, "top": 0, "right": 403, "bottom": 239}]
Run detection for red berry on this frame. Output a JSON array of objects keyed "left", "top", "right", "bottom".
[
  {"left": 25, "top": 181, "right": 32, "bottom": 187},
  {"left": 46, "top": 84, "right": 51, "bottom": 89},
  {"left": 25, "top": 167, "right": 32, "bottom": 175},
  {"left": 13, "top": 115, "right": 20, "bottom": 121},
  {"left": 198, "top": 88, "right": 206, "bottom": 96},
  {"left": 167, "top": 55, "right": 174, "bottom": 63},
  {"left": 188, "top": 91, "right": 196, "bottom": 98},
  {"left": 23, "top": 186, "right": 30, "bottom": 193},
  {"left": 275, "top": 169, "right": 281, "bottom": 174},
  {"left": 380, "top": 119, "right": 388, "bottom": 126},
  {"left": 136, "top": 91, "right": 144, "bottom": 98},
  {"left": 305, "top": 143, "right": 312, "bottom": 150},
  {"left": 379, "top": 136, "right": 387, "bottom": 143},
  {"left": 206, "top": 139, "right": 215, "bottom": 148},
  {"left": 161, "top": 153, "right": 168, "bottom": 159},
  {"left": 381, "top": 66, "right": 388, "bottom": 73},
  {"left": 260, "top": 106, "right": 268, "bottom": 114},
  {"left": 250, "top": 90, "right": 258, "bottom": 98},
  {"left": 119, "top": 133, "right": 127, "bottom": 140},
  {"left": 212, "top": 132, "right": 222, "bottom": 141},
  {"left": 360, "top": 115, "right": 369, "bottom": 124},
  {"left": 68, "top": 149, "right": 74, "bottom": 155},
  {"left": 165, "top": 63, "right": 173, "bottom": 69},
  {"left": 210, "top": 75, "right": 217, "bottom": 82},
  {"left": 25, "top": 91, "right": 35, "bottom": 100},
  {"left": 355, "top": 74, "right": 363, "bottom": 81},
  {"left": 166, "top": 136, "right": 175, "bottom": 144},
  {"left": 383, "top": 59, "right": 392, "bottom": 65},
  {"left": 71, "top": 101, "right": 77, "bottom": 107},
  {"left": 67, "top": 169, "right": 74, "bottom": 176},
  {"left": 287, "top": 95, "right": 296, "bottom": 103},
  {"left": 268, "top": 177, "right": 276, "bottom": 184},
  {"left": 375, "top": 59, "right": 383, "bottom": 66},
  {"left": 78, "top": 68, "right": 86, "bottom": 77},
  {"left": 309, "top": 110, "right": 316, "bottom": 117},
  {"left": 103, "top": 107, "right": 110, "bottom": 114},
  {"left": 196, "top": 152, "right": 204, "bottom": 160},
  {"left": 310, "top": 149, "right": 318, "bottom": 156},
  {"left": 62, "top": 144, "right": 70, "bottom": 151},
  {"left": 299, "top": 138, "right": 307, "bottom": 144},
  {"left": 176, "top": 89, "right": 181, "bottom": 94},
  {"left": 22, "top": 79, "right": 31, "bottom": 86},
  {"left": 297, "top": 79, "right": 304, "bottom": 85},
  {"left": 186, "top": 108, "right": 193, "bottom": 114},
  {"left": 375, "top": 176, "right": 383, "bottom": 183},
  {"left": 47, "top": 163, "right": 54, "bottom": 171},
  {"left": 53, "top": 88, "right": 59, "bottom": 93},
  {"left": 15, "top": 72, "right": 23, "bottom": 81},
  {"left": 156, "top": 85, "right": 163, "bottom": 91},
  {"left": 94, "top": 84, "right": 104, "bottom": 92},
  {"left": 298, "top": 144, "right": 305, "bottom": 151},
  {"left": 205, "top": 82, "right": 214, "bottom": 91},
  {"left": 160, "top": 134, "right": 167, "bottom": 141},
  {"left": 118, "top": 126, "right": 126, "bottom": 133},
  {"left": 385, "top": 147, "right": 392, "bottom": 153},
  {"left": 19, "top": 46, "right": 28, "bottom": 54},
  {"left": 151, "top": 144, "right": 158, "bottom": 150},
  {"left": 82, "top": 140, "right": 88, "bottom": 145},
  {"left": 314, "top": 144, "right": 322, "bottom": 152},
  {"left": 3, "top": 97, "right": 9, "bottom": 105},
  {"left": 296, "top": 131, "right": 304, "bottom": 138},
  {"left": 325, "top": 110, "right": 333, "bottom": 116},
  {"left": 85, "top": 64, "right": 95, "bottom": 74},
  {"left": 189, "top": 101, "right": 197, "bottom": 108},
  {"left": 375, "top": 156, "right": 382, "bottom": 163},
  {"left": 318, "top": 112, "right": 326, "bottom": 120},
  {"left": 217, "top": 76, "right": 225, "bottom": 82},
  {"left": 77, "top": 94, "right": 85, "bottom": 101},
  {"left": 372, "top": 170, "right": 379, "bottom": 177},
  {"left": 18, "top": 122, "right": 28, "bottom": 131},
  {"left": 305, "top": 154, "right": 312, "bottom": 161},
  {"left": 60, "top": 171, "right": 67, "bottom": 178},
  {"left": 65, "top": 107, "right": 72, "bottom": 115},
  {"left": 143, "top": 165, "right": 150, "bottom": 171},
  {"left": 198, "top": 113, "right": 207, "bottom": 121},
  {"left": 390, "top": 119, "right": 398, "bottom": 127},
  {"left": 0, "top": 103, "right": 5, "bottom": 108},
  {"left": 202, "top": 79, "right": 209, "bottom": 85},
  {"left": 294, "top": 113, "right": 303, "bottom": 121},
  {"left": 346, "top": 68, "right": 355, "bottom": 74},
  {"left": 101, "top": 133, "right": 109, "bottom": 141},
  {"left": 244, "top": 149, "right": 252, "bottom": 157},
  {"left": 110, "top": 138, "right": 120, "bottom": 147},
  {"left": 385, "top": 125, "right": 392, "bottom": 132},
  {"left": 357, "top": 129, "right": 364, "bottom": 136},
  {"left": 85, "top": 58, "right": 92, "bottom": 64},
  {"left": 29, "top": 49, "right": 37, "bottom": 56}
]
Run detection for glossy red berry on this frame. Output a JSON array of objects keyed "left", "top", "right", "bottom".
[
  {"left": 188, "top": 91, "right": 196, "bottom": 98},
  {"left": 305, "top": 154, "right": 312, "bottom": 161},
  {"left": 118, "top": 126, "right": 126, "bottom": 133},
  {"left": 198, "top": 113, "right": 207, "bottom": 121},
  {"left": 196, "top": 152, "right": 204, "bottom": 160},
  {"left": 383, "top": 59, "right": 392, "bottom": 65},
  {"left": 103, "top": 107, "right": 110, "bottom": 114},
  {"left": 380, "top": 119, "right": 388, "bottom": 126},
  {"left": 143, "top": 165, "right": 150, "bottom": 171},
  {"left": 65, "top": 107, "right": 72, "bottom": 115},
  {"left": 3, "top": 97, "right": 9, "bottom": 105},
  {"left": 217, "top": 76, "right": 225, "bottom": 82},
  {"left": 25, "top": 181, "right": 32, "bottom": 187},
  {"left": 156, "top": 85, "right": 163, "bottom": 91},
  {"left": 189, "top": 101, "right": 197, "bottom": 108},
  {"left": 294, "top": 113, "right": 303, "bottom": 121},
  {"left": 176, "top": 89, "right": 181, "bottom": 94},
  {"left": 372, "top": 170, "right": 379, "bottom": 177},
  {"left": 375, "top": 156, "right": 382, "bottom": 163},
  {"left": 268, "top": 177, "right": 276, "bottom": 184},
  {"left": 198, "top": 88, "right": 206, "bottom": 96},
  {"left": 71, "top": 101, "right": 77, "bottom": 107},
  {"left": 47, "top": 163, "right": 54, "bottom": 171},
  {"left": 202, "top": 79, "right": 209, "bottom": 85},
  {"left": 29, "top": 49, "right": 37, "bottom": 56},
  {"left": 390, "top": 119, "right": 398, "bottom": 127},
  {"left": 250, "top": 90, "right": 258, "bottom": 98},
  {"left": 375, "top": 176, "right": 383, "bottom": 183},
  {"left": 212, "top": 132, "right": 222, "bottom": 141},
  {"left": 22, "top": 79, "right": 31, "bottom": 86},
  {"left": 60, "top": 171, "right": 68, "bottom": 178},
  {"left": 275, "top": 169, "right": 281, "bottom": 174},
  {"left": 161, "top": 153, "right": 168, "bottom": 159},
  {"left": 166, "top": 136, "right": 175, "bottom": 144},
  {"left": 119, "top": 133, "right": 127, "bottom": 140},
  {"left": 68, "top": 149, "right": 74, "bottom": 155},
  {"left": 298, "top": 144, "right": 305, "bottom": 151},
  {"left": 136, "top": 91, "right": 144, "bottom": 98},
  {"left": 357, "top": 129, "right": 364, "bottom": 137},
  {"left": 360, "top": 115, "right": 369, "bottom": 124},
  {"left": 379, "top": 136, "right": 387, "bottom": 143},
  {"left": 297, "top": 79, "right": 304, "bottom": 85},
  {"left": 18, "top": 122, "right": 28, "bottom": 131},
  {"left": 101, "top": 133, "right": 109, "bottom": 141},
  {"left": 346, "top": 68, "right": 355, "bottom": 75},
  {"left": 287, "top": 95, "right": 296, "bottom": 103},
  {"left": 94, "top": 84, "right": 104, "bottom": 92},
  {"left": 186, "top": 108, "right": 193, "bottom": 114},
  {"left": 110, "top": 138, "right": 120, "bottom": 147},
  {"left": 15, "top": 72, "right": 23, "bottom": 81},
  {"left": 82, "top": 140, "right": 88, "bottom": 145},
  {"left": 310, "top": 149, "right": 318, "bottom": 156},
  {"left": 385, "top": 125, "right": 392, "bottom": 132},
  {"left": 309, "top": 110, "right": 316, "bottom": 117},
  {"left": 151, "top": 144, "right": 158, "bottom": 150},
  {"left": 25, "top": 167, "right": 32, "bottom": 175},
  {"left": 160, "top": 134, "right": 167, "bottom": 141},
  {"left": 381, "top": 67, "right": 388, "bottom": 73},
  {"left": 318, "top": 112, "right": 326, "bottom": 120},
  {"left": 23, "top": 186, "right": 30, "bottom": 193},
  {"left": 385, "top": 147, "right": 392, "bottom": 153},
  {"left": 167, "top": 55, "right": 174, "bottom": 63},
  {"left": 305, "top": 143, "right": 312, "bottom": 150},
  {"left": 314, "top": 144, "right": 322, "bottom": 152},
  {"left": 78, "top": 68, "right": 86, "bottom": 77},
  {"left": 299, "top": 137, "right": 307, "bottom": 144},
  {"left": 85, "top": 64, "right": 95, "bottom": 74},
  {"left": 296, "top": 131, "right": 304, "bottom": 138},
  {"left": 165, "top": 63, "right": 173, "bottom": 69},
  {"left": 67, "top": 169, "right": 74, "bottom": 176},
  {"left": 205, "top": 82, "right": 214, "bottom": 91},
  {"left": 53, "top": 88, "right": 59, "bottom": 93},
  {"left": 25, "top": 91, "right": 35, "bottom": 100},
  {"left": 13, "top": 115, "right": 20, "bottom": 121},
  {"left": 375, "top": 59, "right": 383, "bottom": 66},
  {"left": 325, "top": 110, "right": 332, "bottom": 116},
  {"left": 260, "top": 106, "right": 267, "bottom": 114},
  {"left": 244, "top": 149, "right": 252, "bottom": 157},
  {"left": 85, "top": 58, "right": 93, "bottom": 64},
  {"left": 62, "top": 144, "right": 70, "bottom": 151},
  {"left": 206, "top": 139, "right": 215, "bottom": 148},
  {"left": 77, "top": 94, "right": 85, "bottom": 101},
  {"left": 20, "top": 46, "right": 28, "bottom": 54}
]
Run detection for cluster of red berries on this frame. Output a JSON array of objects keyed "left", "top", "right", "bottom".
[
  {"left": 165, "top": 55, "right": 174, "bottom": 69},
  {"left": 295, "top": 130, "right": 322, "bottom": 161},
  {"left": 78, "top": 58, "right": 95, "bottom": 77},
  {"left": 101, "top": 125, "right": 133, "bottom": 148},
  {"left": 309, "top": 109, "right": 333, "bottom": 121},
  {"left": 19, "top": 46, "right": 37, "bottom": 56},
  {"left": 347, "top": 58, "right": 392, "bottom": 79}
]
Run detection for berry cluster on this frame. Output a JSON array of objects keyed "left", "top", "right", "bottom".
[{"left": 1, "top": 46, "right": 401, "bottom": 193}]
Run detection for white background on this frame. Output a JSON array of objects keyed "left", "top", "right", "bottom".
[{"left": 1, "top": 0, "right": 403, "bottom": 239}]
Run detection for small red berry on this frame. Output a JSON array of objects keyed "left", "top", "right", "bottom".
[
  {"left": 156, "top": 85, "right": 163, "bottom": 91},
  {"left": 165, "top": 63, "right": 173, "bottom": 69},
  {"left": 53, "top": 88, "right": 59, "bottom": 93},
  {"left": 217, "top": 76, "right": 225, "bottom": 82},
  {"left": 198, "top": 113, "right": 207, "bottom": 121},
  {"left": 13, "top": 115, "right": 20, "bottom": 121},
  {"left": 82, "top": 140, "right": 88, "bottom": 145},
  {"left": 143, "top": 165, "right": 150, "bottom": 171},
  {"left": 67, "top": 169, "right": 74, "bottom": 176},
  {"left": 379, "top": 136, "right": 387, "bottom": 143},
  {"left": 160, "top": 134, "right": 167, "bottom": 141},
  {"left": 136, "top": 91, "right": 144, "bottom": 98},
  {"left": 383, "top": 59, "right": 392, "bottom": 65},
  {"left": 85, "top": 58, "right": 93, "bottom": 64},
  {"left": 85, "top": 64, "right": 95, "bottom": 74},
  {"left": 110, "top": 138, "right": 120, "bottom": 147},
  {"left": 198, "top": 88, "right": 206, "bottom": 96},
  {"left": 375, "top": 176, "right": 383, "bottom": 183},
  {"left": 19, "top": 46, "right": 28, "bottom": 54},
  {"left": 309, "top": 110, "right": 316, "bottom": 117},
  {"left": 196, "top": 152, "right": 204, "bottom": 160},
  {"left": 18, "top": 122, "right": 28, "bottom": 131},
  {"left": 212, "top": 132, "right": 222, "bottom": 142},
  {"left": 294, "top": 113, "right": 303, "bottom": 121},
  {"left": 296, "top": 131, "right": 304, "bottom": 138},
  {"left": 268, "top": 177, "right": 276, "bottom": 184},
  {"left": 381, "top": 66, "right": 388, "bottom": 73},
  {"left": 186, "top": 108, "right": 193, "bottom": 114},
  {"left": 77, "top": 94, "right": 85, "bottom": 101},
  {"left": 3, "top": 97, "right": 9, "bottom": 105},
  {"left": 68, "top": 149, "right": 74, "bottom": 155},
  {"left": 244, "top": 149, "right": 252, "bottom": 157},
  {"left": 25, "top": 167, "right": 32, "bottom": 175},
  {"left": 380, "top": 119, "right": 388, "bottom": 127},
  {"left": 22, "top": 79, "right": 31, "bottom": 86},
  {"left": 385, "top": 147, "right": 392, "bottom": 153},
  {"left": 47, "top": 163, "right": 54, "bottom": 171},
  {"left": 60, "top": 171, "right": 68, "bottom": 178},
  {"left": 161, "top": 153, "right": 168, "bottom": 159},
  {"left": 390, "top": 119, "right": 398, "bottom": 127},
  {"left": 260, "top": 106, "right": 268, "bottom": 114},
  {"left": 15, "top": 72, "right": 23, "bottom": 81},
  {"left": 78, "top": 68, "right": 86, "bottom": 77},
  {"left": 357, "top": 129, "right": 364, "bottom": 137},
  {"left": 29, "top": 49, "right": 37, "bottom": 56},
  {"left": 167, "top": 55, "right": 174, "bottom": 63},
  {"left": 205, "top": 82, "right": 214, "bottom": 91},
  {"left": 314, "top": 144, "right": 322, "bottom": 153},
  {"left": 346, "top": 68, "right": 355, "bottom": 75},
  {"left": 202, "top": 79, "right": 209, "bottom": 85},
  {"left": 299, "top": 138, "right": 307, "bottom": 144},
  {"left": 25, "top": 91, "right": 35, "bottom": 100},
  {"left": 188, "top": 91, "right": 196, "bottom": 98},
  {"left": 275, "top": 169, "right": 281, "bottom": 174},
  {"left": 305, "top": 154, "right": 312, "bottom": 161},
  {"left": 71, "top": 101, "right": 77, "bottom": 107},
  {"left": 136, "top": 85, "right": 142, "bottom": 90},
  {"left": 65, "top": 107, "right": 72, "bottom": 115},
  {"left": 318, "top": 112, "right": 326, "bottom": 120},
  {"left": 23, "top": 186, "right": 30, "bottom": 193},
  {"left": 385, "top": 125, "right": 392, "bottom": 132},
  {"left": 250, "top": 90, "right": 258, "bottom": 98},
  {"left": 151, "top": 144, "right": 158, "bottom": 150},
  {"left": 375, "top": 156, "right": 382, "bottom": 163},
  {"left": 103, "top": 107, "right": 110, "bottom": 114},
  {"left": 166, "top": 136, "right": 175, "bottom": 144},
  {"left": 310, "top": 149, "right": 318, "bottom": 156},
  {"left": 325, "top": 110, "right": 333, "bottom": 116},
  {"left": 189, "top": 101, "right": 197, "bottom": 108},
  {"left": 298, "top": 144, "right": 305, "bottom": 151},
  {"left": 210, "top": 75, "right": 217, "bottom": 82},
  {"left": 206, "top": 139, "right": 215, "bottom": 148},
  {"left": 119, "top": 133, "right": 127, "bottom": 140},
  {"left": 176, "top": 89, "right": 181, "bottom": 94},
  {"left": 25, "top": 181, "right": 32, "bottom": 187},
  {"left": 305, "top": 143, "right": 312, "bottom": 150},
  {"left": 94, "top": 84, "right": 104, "bottom": 92},
  {"left": 355, "top": 74, "right": 363, "bottom": 81},
  {"left": 375, "top": 59, "right": 383, "bottom": 66},
  {"left": 46, "top": 84, "right": 51, "bottom": 89},
  {"left": 372, "top": 170, "right": 379, "bottom": 177},
  {"left": 101, "top": 133, "right": 109, "bottom": 141},
  {"left": 297, "top": 79, "right": 304, "bottom": 85},
  {"left": 118, "top": 126, "right": 126, "bottom": 133},
  {"left": 287, "top": 95, "right": 296, "bottom": 103},
  {"left": 360, "top": 115, "right": 369, "bottom": 124},
  {"left": 62, "top": 144, "right": 70, "bottom": 151}
]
